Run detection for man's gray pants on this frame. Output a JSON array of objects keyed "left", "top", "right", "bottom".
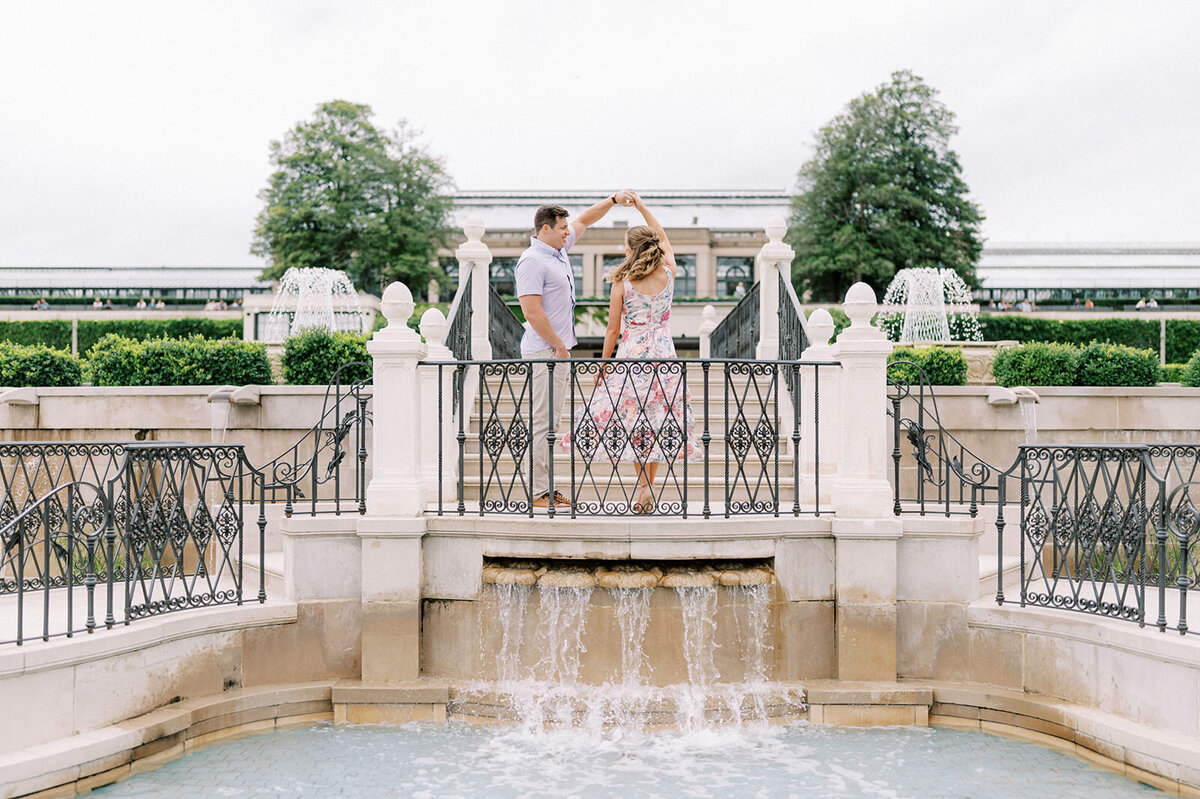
[{"left": 528, "top": 348, "right": 570, "bottom": 499}]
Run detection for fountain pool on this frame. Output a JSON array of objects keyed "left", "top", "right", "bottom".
[{"left": 90, "top": 721, "right": 1159, "bottom": 798}]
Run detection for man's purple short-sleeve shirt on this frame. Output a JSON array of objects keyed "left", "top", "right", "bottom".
[{"left": 515, "top": 224, "right": 578, "bottom": 355}]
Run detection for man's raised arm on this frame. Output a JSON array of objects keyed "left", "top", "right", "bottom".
[{"left": 571, "top": 190, "right": 635, "bottom": 236}]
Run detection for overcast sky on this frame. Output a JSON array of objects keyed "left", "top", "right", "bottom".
[{"left": 2, "top": 0, "right": 1197, "bottom": 267}]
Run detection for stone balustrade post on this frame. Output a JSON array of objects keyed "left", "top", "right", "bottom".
[
  {"left": 798, "top": 308, "right": 839, "bottom": 507},
  {"left": 418, "top": 307, "right": 456, "bottom": 503},
  {"left": 455, "top": 216, "right": 492, "bottom": 361},
  {"left": 697, "top": 304, "right": 717, "bottom": 359},
  {"left": 755, "top": 216, "right": 794, "bottom": 361},
  {"left": 359, "top": 281, "right": 428, "bottom": 682},
  {"left": 830, "top": 281, "right": 900, "bottom": 682}
]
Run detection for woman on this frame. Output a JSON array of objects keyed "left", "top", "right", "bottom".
[{"left": 563, "top": 193, "right": 700, "bottom": 513}]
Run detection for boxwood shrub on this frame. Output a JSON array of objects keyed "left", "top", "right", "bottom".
[
  {"left": 77, "top": 319, "right": 241, "bottom": 354},
  {"left": 980, "top": 316, "right": 1158, "bottom": 350},
  {"left": 0, "top": 320, "right": 73, "bottom": 350},
  {"left": 887, "top": 346, "right": 969, "bottom": 386},
  {"left": 1161, "top": 363, "right": 1187, "bottom": 383},
  {"left": 1074, "top": 342, "right": 1161, "bottom": 387},
  {"left": 991, "top": 342, "right": 1080, "bottom": 387},
  {"left": 281, "top": 329, "right": 371, "bottom": 385},
  {"left": 0, "top": 342, "right": 83, "bottom": 387},
  {"left": 87, "top": 335, "right": 272, "bottom": 387},
  {"left": 1182, "top": 351, "right": 1200, "bottom": 388}
]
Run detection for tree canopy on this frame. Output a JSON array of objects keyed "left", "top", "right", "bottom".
[
  {"left": 252, "top": 100, "right": 454, "bottom": 294},
  {"left": 788, "top": 70, "right": 984, "bottom": 302}
]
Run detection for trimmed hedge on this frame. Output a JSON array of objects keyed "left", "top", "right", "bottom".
[
  {"left": 887, "top": 346, "right": 969, "bottom": 386},
  {"left": 0, "top": 342, "right": 83, "bottom": 387},
  {"left": 980, "top": 315, "right": 1200, "bottom": 364},
  {"left": 1161, "top": 363, "right": 1187, "bottom": 383},
  {"left": 77, "top": 319, "right": 241, "bottom": 354},
  {"left": 0, "top": 320, "right": 72, "bottom": 350},
  {"left": 1074, "top": 342, "right": 1161, "bottom": 387},
  {"left": 1183, "top": 351, "right": 1200, "bottom": 388},
  {"left": 992, "top": 341, "right": 1162, "bottom": 387},
  {"left": 280, "top": 328, "right": 371, "bottom": 385},
  {"left": 991, "top": 343, "right": 1080, "bottom": 387},
  {"left": 979, "top": 316, "right": 1158, "bottom": 350},
  {"left": 87, "top": 335, "right": 272, "bottom": 387}
]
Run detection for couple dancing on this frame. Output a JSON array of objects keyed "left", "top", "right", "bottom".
[{"left": 517, "top": 191, "right": 701, "bottom": 512}]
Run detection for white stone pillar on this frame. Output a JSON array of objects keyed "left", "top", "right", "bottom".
[
  {"left": 697, "top": 304, "right": 717, "bottom": 359},
  {"left": 831, "top": 283, "right": 895, "bottom": 517},
  {"left": 455, "top": 216, "right": 492, "bottom": 361},
  {"left": 364, "top": 282, "right": 427, "bottom": 516},
  {"left": 798, "top": 309, "right": 839, "bottom": 508},
  {"left": 418, "top": 307, "right": 456, "bottom": 503},
  {"left": 755, "top": 217, "right": 794, "bottom": 361},
  {"left": 830, "top": 282, "right": 900, "bottom": 682}
]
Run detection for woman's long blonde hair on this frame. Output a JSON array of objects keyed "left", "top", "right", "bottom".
[{"left": 606, "top": 225, "right": 665, "bottom": 284}]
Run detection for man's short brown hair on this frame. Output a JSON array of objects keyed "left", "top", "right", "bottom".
[{"left": 533, "top": 204, "right": 569, "bottom": 233}]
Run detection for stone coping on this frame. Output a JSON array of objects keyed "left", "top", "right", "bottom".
[
  {"left": 0, "top": 600, "right": 297, "bottom": 679},
  {"left": 969, "top": 598, "right": 1200, "bottom": 669},
  {"left": 923, "top": 680, "right": 1200, "bottom": 796},
  {"left": 424, "top": 514, "right": 833, "bottom": 539},
  {"left": 0, "top": 682, "right": 335, "bottom": 799},
  {"left": 4, "top": 675, "right": 1198, "bottom": 797}
]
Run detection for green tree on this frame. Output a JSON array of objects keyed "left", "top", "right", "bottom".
[
  {"left": 789, "top": 70, "right": 984, "bottom": 302},
  {"left": 252, "top": 100, "right": 454, "bottom": 293}
]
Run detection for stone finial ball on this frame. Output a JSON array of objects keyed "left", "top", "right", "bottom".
[
  {"left": 464, "top": 216, "right": 485, "bottom": 242},
  {"left": 418, "top": 306, "right": 448, "bottom": 341},
  {"left": 701, "top": 304, "right": 716, "bottom": 322},
  {"left": 807, "top": 307, "right": 836, "bottom": 346},
  {"left": 843, "top": 281, "right": 878, "bottom": 326},
  {"left": 380, "top": 281, "right": 415, "bottom": 325},
  {"left": 765, "top": 216, "right": 787, "bottom": 243}
]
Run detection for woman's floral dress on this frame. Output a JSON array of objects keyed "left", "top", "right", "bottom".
[{"left": 562, "top": 267, "right": 701, "bottom": 463}]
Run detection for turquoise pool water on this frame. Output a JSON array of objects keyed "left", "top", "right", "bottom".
[{"left": 92, "top": 722, "right": 1158, "bottom": 798}]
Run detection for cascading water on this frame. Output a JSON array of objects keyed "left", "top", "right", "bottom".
[{"left": 461, "top": 560, "right": 802, "bottom": 739}]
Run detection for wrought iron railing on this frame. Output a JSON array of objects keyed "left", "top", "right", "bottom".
[
  {"left": 445, "top": 272, "right": 472, "bottom": 362},
  {"left": 256, "top": 362, "right": 370, "bottom": 516},
  {"left": 887, "top": 361, "right": 1013, "bottom": 517},
  {"left": 1, "top": 444, "right": 266, "bottom": 646},
  {"left": 489, "top": 283, "right": 525, "bottom": 360},
  {"left": 1011, "top": 444, "right": 1198, "bottom": 635},
  {"left": 779, "top": 272, "right": 812, "bottom": 404},
  {"left": 710, "top": 281, "right": 760, "bottom": 359},
  {"left": 421, "top": 357, "right": 838, "bottom": 518}
]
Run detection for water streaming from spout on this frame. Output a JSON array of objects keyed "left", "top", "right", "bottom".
[
  {"left": 1020, "top": 399, "right": 1039, "bottom": 444},
  {"left": 676, "top": 586, "right": 719, "bottom": 686},
  {"left": 534, "top": 586, "right": 593, "bottom": 684},
  {"left": 732, "top": 584, "right": 772, "bottom": 683},
  {"left": 613, "top": 587, "right": 652, "bottom": 684}
]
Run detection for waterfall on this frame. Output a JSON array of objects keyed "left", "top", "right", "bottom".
[
  {"left": 613, "top": 587, "right": 652, "bottom": 684},
  {"left": 463, "top": 563, "right": 801, "bottom": 733},
  {"left": 676, "top": 586, "right": 719, "bottom": 686}
]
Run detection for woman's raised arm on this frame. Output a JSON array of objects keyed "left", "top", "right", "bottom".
[{"left": 631, "top": 194, "right": 675, "bottom": 273}]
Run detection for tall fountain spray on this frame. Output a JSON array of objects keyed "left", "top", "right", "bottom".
[
  {"left": 260, "top": 267, "right": 366, "bottom": 343},
  {"left": 880, "top": 267, "right": 981, "bottom": 343}
]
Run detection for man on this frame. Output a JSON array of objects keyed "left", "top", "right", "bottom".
[{"left": 516, "top": 191, "right": 633, "bottom": 509}]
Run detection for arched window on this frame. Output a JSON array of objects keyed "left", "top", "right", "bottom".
[
  {"left": 490, "top": 257, "right": 519, "bottom": 296},
  {"left": 716, "top": 257, "right": 754, "bottom": 298},
  {"left": 673, "top": 255, "right": 696, "bottom": 297}
]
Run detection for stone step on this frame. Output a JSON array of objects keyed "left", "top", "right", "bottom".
[{"left": 978, "top": 554, "right": 1022, "bottom": 600}]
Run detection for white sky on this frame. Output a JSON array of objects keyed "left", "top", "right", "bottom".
[{"left": 1, "top": 0, "right": 1198, "bottom": 267}]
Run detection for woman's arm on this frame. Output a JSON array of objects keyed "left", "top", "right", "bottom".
[
  {"left": 631, "top": 194, "right": 676, "bottom": 274},
  {"left": 601, "top": 280, "right": 624, "bottom": 360}
]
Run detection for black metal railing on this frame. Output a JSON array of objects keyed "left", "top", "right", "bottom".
[
  {"left": 489, "top": 283, "right": 525, "bottom": 360},
  {"left": 779, "top": 272, "right": 811, "bottom": 405},
  {"left": 1012, "top": 444, "right": 1198, "bottom": 635},
  {"left": 445, "top": 271, "right": 472, "bottom": 362},
  {"left": 256, "top": 362, "right": 371, "bottom": 516},
  {"left": 710, "top": 281, "right": 760, "bottom": 359},
  {"left": 421, "top": 357, "right": 838, "bottom": 518},
  {"left": 1, "top": 444, "right": 266, "bottom": 646},
  {"left": 887, "top": 361, "right": 1014, "bottom": 517}
]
